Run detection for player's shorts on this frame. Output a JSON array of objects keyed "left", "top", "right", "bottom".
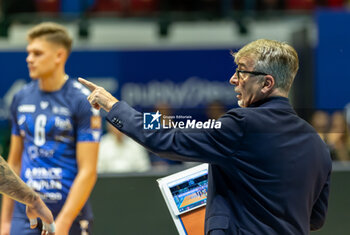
[
  {"left": 11, "top": 202, "right": 93, "bottom": 235},
  {"left": 10, "top": 216, "right": 93, "bottom": 235}
]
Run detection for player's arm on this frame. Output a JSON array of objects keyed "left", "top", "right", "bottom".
[
  {"left": 310, "top": 171, "right": 331, "bottom": 231},
  {"left": 0, "top": 153, "right": 55, "bottom": 235},
  {"left": 0, "top": 135, "right": 24, "bottom": 235},
  {"left": 54, "top": 142, "right": 98, "bottom": 233},
  {"left": 0, "top": 153, "right": 36, "bottom": 205}
]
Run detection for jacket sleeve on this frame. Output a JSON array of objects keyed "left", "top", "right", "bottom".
[
  {"left": 106, "top": 101, "right": 245, "bottom": 165},
  {"left": 310, "top": 171, "right": 331, "bottom": 231}
]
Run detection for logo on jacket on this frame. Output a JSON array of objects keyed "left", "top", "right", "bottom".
[{"left": 143, "top": 111, "right": 161, "bottom": 129}]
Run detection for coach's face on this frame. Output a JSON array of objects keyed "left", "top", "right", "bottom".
[
  {"left": 229, "top": 57, "right": 266, "bottom": 108},
  {"left": 26, "top": 38, "right": 62, "bottom": 80}
]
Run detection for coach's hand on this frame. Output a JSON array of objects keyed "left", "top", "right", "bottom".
[{"left": 78, "top": 78, "right": 119, "bottom": 112}]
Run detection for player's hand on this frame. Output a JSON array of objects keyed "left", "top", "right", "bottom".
[
  {"left": 78, "top": 77, "right": 119, "bottom": 112},
  {"left": 26, "top": 197, "right": 55, "bottom": 235}
]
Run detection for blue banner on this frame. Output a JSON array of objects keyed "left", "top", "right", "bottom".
[
  {"left": 316, "top": 9, "right": 350, "bottom": 109},
  {"left": 0, "top": 48, "right": 238, "bottom": 124}
]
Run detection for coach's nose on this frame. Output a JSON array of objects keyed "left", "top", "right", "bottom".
[{"left": 230, "top": 72, "right": 239, "bottom": 86}]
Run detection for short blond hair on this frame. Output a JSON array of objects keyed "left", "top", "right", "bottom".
[
  {"left": 232, "top": 39, "right": 299, "bottom": 93},
  {"left": 27, "top": 22, "right": 73, "bottom": 53}
]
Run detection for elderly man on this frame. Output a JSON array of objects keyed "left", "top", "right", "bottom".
[{"left": 79, "top": 39, "right": 331, "bottom": 235}]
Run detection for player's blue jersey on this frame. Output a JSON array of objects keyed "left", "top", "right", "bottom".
[{"left": 10, "top": 78, "right": 101, "bottom": 217}]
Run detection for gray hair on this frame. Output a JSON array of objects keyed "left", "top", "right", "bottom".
[{"left": 232, "top": 39, "right": 299, "bottom": 93}]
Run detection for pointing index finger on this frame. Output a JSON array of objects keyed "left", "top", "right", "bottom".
[{"left": 78, "top": 77, "right": 98, "bottom": 91}]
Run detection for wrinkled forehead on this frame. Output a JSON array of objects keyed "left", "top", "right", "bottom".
[{"left": 235, "top": 56, "right": 256, "bottom": 69}]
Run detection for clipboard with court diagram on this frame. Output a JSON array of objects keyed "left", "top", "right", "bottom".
[{"left": 157, "top": 164, "right": 208, "bottom": 235}]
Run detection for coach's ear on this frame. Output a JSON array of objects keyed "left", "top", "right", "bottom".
[{"left": 261, "top": 75, "right": 275, "bottom": 94}]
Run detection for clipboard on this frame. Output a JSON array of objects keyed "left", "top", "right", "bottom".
[{"left": 157, "top": 164, "right": 208, "bottom": 235}]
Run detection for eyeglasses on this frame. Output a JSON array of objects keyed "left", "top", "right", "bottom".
[{"left": 236, "top": 69, "right": 268, "bottom": 80}]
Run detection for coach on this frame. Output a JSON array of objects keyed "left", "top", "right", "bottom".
[{"left": 79, "top": 39, "right": 331, "bottom": 235}]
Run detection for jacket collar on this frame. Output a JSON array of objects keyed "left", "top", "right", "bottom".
[{"left": 248, "top": 96, "right": 295, "bottom": 113}]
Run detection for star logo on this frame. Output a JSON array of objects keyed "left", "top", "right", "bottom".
[
  {"left": 143, "top": 111, "right": 162, "bottom": 130},
  {"left": 151, "top": 111, "right": 161, "bottom": 123}
]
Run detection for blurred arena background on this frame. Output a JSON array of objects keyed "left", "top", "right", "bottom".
[{"left": 0, "top": 0, "right": 350, "bottom": 234}]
